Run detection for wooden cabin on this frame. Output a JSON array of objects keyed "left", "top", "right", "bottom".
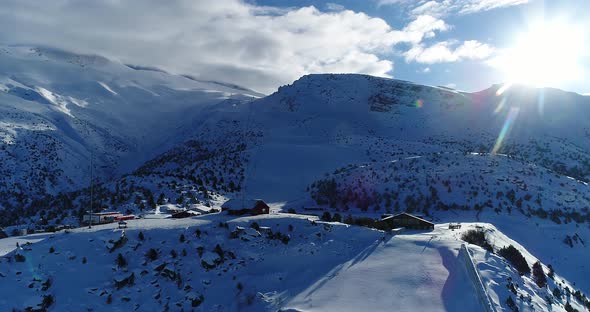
[
  {"left": 221, "top": 199, "right": 270, "bottom": 216},
  {"left": 380, "top": 212, "right": 434, "bottom": 230},
  {"left": 171, "top": 210, "right": 200, "bottom": 219}
]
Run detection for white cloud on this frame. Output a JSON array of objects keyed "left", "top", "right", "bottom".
[
  {"left": 403, "top": 15, "right": 450, "bottom": 39},
  {"left": 458, "top": 0, "right": 530, "bottom": 14},
  {"left": 0, "top": 0, "right": 453, "bottom": 93},
  {"left": 377, "top": 0, "right": 411, "bottom": 7},
  {"left": 405, "top": 40, "right": 494, "bottom": 63},
  {"left": 455, "top": 40, "right": 495, "bottom": 59},
  {"left": 325, "top": 3, "right": 346, "bottom": 11},
  {"left": 420, "top": 67, "right": 432, "bottom": 73},
  {"left": 380, "top": 0, "right": 530, "bottom": 17},
  {"left": 411, "top": 1, "right": 453, "bottom": 17}
]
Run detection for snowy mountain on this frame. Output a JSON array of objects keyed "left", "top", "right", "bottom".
[
  {"left": 0, "top": 45, "right": 261, "bottom": 212},
  {"left": 2, "top": 61, "right": 590, "bottom": 311}
]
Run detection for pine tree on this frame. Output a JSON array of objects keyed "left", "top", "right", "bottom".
[
  {"left": 547, "top": 264, "right": 555, "bottom": 279},
  {"left": 553, "top": 287, "right": 562, "bottom": 299},
  {"left": 498, "top": 245, "right": 530, "bottom": 275},
  {"left": 564, "top": 302, "right": 576, "bottom": 312},
  {"left": 532, "top": 261, "right": 547, "bottom": 288},
  {"left": 505, "top": 296, "right": 518, "bottom": 312}
]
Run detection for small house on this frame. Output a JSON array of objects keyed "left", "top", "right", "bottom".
[
  {"left": 448, "top": 223, "right": 461, "bottom": 230},
  {"left": 221, "top": 199, "right": 270, "bottom": 216},
  {"left": 380, "top": 212, "right": 434, "bottom": 230},
  {"left": 189, "top": 204, "right": 214, "bottom": 214},
  {"left": 171, "top": 210, "right": 200, "bottom": 219}
]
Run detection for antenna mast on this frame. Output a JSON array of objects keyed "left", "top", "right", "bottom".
[{"left": 88, "top": 148, "right": 94, "bottom": 229}]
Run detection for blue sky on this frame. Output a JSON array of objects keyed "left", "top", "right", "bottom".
[
  {"left": 0, "top": 0, "right": 588, "bottom": 94},
  {"left": 253, "top": 0, "right": 590, "bottom": 93}
]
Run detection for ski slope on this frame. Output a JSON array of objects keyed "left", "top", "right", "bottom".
[{"left": 284, "top": 226, "right": 481, "bottom": 312}]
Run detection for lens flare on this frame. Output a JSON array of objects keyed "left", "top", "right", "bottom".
[
  {"left": 494, "top": 97, "right": 507, "bottom": 114},
  {"left": 492, "top": 107, "right": 519, "bottom": 155},
  {"left": 496, "top": 83, "right": 512, "bottom": 96},
  {"left": 415, "top": 99, "right": 424, "bottom": 108}
]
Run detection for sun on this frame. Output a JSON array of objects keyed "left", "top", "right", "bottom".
[{"left": 494, "top": 19, "right": 585, "bottom": 87}]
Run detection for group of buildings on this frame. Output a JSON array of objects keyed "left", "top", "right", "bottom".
[{"left": 81, "top": 198, "right": 435, "bottom": 231}]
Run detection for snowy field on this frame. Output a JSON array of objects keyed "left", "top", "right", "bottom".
[
  {"left": 285, "top": 225, "right": 481, "bottom": 312},
  {"left": 1, "top": 214, "right": 585, "bottom": 311}
]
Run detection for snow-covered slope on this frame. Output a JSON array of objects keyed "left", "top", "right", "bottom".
[
  {"left": 0, "top": 215, "right": 587, "bottom": 311},
  {"left": 3, "top": 69, "right": 590, "bottom": 309},
  {"left": 0, "top": 45, "right": 260, "bottom": 210}
]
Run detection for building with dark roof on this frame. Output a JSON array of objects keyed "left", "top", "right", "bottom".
[
  {"left": 221, "top": 199, "right": 270, "bottom": 216},
  {"left": 380, "top": 212, "right": 434, "bottom": 230}
]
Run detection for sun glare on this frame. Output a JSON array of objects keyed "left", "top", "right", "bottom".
[{"left": 495, "top": 20, "right": 585, "bottom": 87}]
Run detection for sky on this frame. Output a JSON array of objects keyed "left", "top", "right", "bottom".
[{"left": 0, "top": 0, "right": 588, "bottom": 94}]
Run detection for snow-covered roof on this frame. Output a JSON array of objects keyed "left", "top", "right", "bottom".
[
  {"left": 91, "top": 211, "right": 122, "bottom": 216},
  {"left": 221, "top": 198, "right": 267, "bottom": 210},
  {"left": 382, "top": 212, "right": 434, "bottom": 225}
]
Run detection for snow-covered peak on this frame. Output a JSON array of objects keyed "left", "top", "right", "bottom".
[{"left": 0, "top": 45, "right": 261, "bottom": 208}]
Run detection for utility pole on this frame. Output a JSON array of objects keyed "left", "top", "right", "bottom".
[{"left": 88, "top": 148, "right": 94, "bottom": 229}]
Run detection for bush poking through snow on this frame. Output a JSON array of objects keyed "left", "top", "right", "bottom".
[
  {"left": 250, "top": 222, "right": 260, "bottom": 231},
  {"left": 507, "top": 278, "right": 517, "bottom": 295},
  {"left": 116, "top": 253, "right": 127, "bottom": 268},
  {"left": 138, "top": 231, "right": 145, "bottom": 241},
  {"left": 505, "top": 296, "right": 519, "bottom": 312},
  {"left": 108, "top": 236, "right": 128, "bottom": 253},
  {"left": 191, "top": 294, "right": 204, "bottom": 307},
  {"left": 461, "top": 229, "right": 493, "bottom": 252},
  {"left": 532, "top": 261, "right": 547, "bottom": 288},
  {"left": 14, "top": 253, "right": 26, "bottom": 262},
  {"left": 146, "top": 248, "right": 158, "bottom": 262},
  {"left": 41, "top": 294, "right": 55, "bottom": 310},
  {"left": 41, "top": 278, "right": 52, "bottom": 291},
  {"left": 114, "top": 272, "right": 135, "bottom": 289},
  {"left": 498, "top": 245, "right": 530, "bottom": 275},
  {"left": 331, "top": 213, "right": 342, "bottom": 223}
]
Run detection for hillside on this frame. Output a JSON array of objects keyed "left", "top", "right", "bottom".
[
  {"left": 0, "top": 215, "right": 587, "bottom": 312},
  {"left": 2, "top": 70, "right": 590, "bottom": 308},
  {"left": 0, "top": 45, "right": 260, "bottom": 213}
]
